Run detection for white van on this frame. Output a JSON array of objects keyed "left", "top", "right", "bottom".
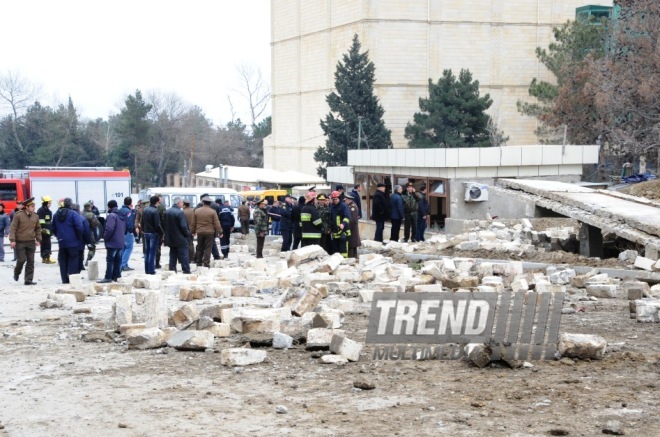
[{"left": 141, "top": 187, "right": 244, "bottom": 228}]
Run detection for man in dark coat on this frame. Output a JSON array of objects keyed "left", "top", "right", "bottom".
[
  {"left": 51, "top": 197, "right": 84, "bottom": 284},
  {"left": 37, "top": 196, "right": 56, "bottom": 264},
  {"left": 416, "top": 184, "right": 430, "bottom": 242},
  {"left": 98, "top": 200, "right": 126, "bottom": 283},
  {"left": 344, "top": 192, "right": 361, "bottom": 258},
  {"left": 371, "top": 183, "right": 388, "bottom": 243},
  {"left": 164, "top": 197, "right": 191, "bottom": 274},
  {"left": 350, "top": 184, "right": 363, "bottom": 219},
  {"left": 389, "top": 184, "right": 405, "bottom": 242},
  {"left": 291, "top": 196, "right": 305, "bottom": 250},
  {"left": 279, "top": 195, "right": 295, "bottom": 252},
  {"left": 141, "top": 196, "right": 163, "bottom": 275},
  {"left": 182, "top": 200, "right": 195, "bottom": 263}
]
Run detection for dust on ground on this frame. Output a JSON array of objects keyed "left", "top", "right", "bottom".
[{"left": 1, "top": 222, "right": 660, "bottom": 435}]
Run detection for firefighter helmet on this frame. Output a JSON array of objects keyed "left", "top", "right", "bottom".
[
  {"left": 330, "top": 191, "right": 341, "bottom": 199},
  {"left": 42, "top": 196, "right": 52, "bottom": 203}
]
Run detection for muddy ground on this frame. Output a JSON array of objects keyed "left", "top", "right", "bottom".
[{"left": 1, "top": 228, "right": 660, "bottom": 436}]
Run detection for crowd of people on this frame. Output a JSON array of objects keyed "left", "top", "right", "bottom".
[{"left": 2, "top": 182, "right": 430, "bottom": 285}]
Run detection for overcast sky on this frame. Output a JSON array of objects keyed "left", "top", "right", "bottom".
[{"left": 2, "top": 0, "right": 271, "bottom": 126}]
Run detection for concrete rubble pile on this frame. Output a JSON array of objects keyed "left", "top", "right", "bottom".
[
  {"left": 362, "top": 219, "right": 582, "bottom": 257},
  {"left": 51, "top": 232, "right": 658, "bottom": 369}
]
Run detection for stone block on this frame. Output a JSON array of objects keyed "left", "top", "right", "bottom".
[
  {"left": 586, "top": 284, "right": 619, "bottom": 299},
  {"left": 287, "top": 245, "right": 328, "bottom": 267},
  {"left": 558, "top": 333, "right": 607, "bottom": 360},
  {"left": 329, "top": 334, "right": 362, "bottom": 362},
  {"left": 441, "top": 275, "right": 479, "bottom": 289},
  {"left": 359, "top": 289, "right": 376, "bottom": 303},
  {"left": 144, "top": 290, "right": 168, "bottom": 329},
  {"left": 320, "top": 355, "right": 348, "bottom": 365},
  {"left": 220, "top": 348, "right": 267, "bottom": 366},
  {"left": 306, "top": 328, "right": 346, "bottom": 350},
  {"left": 511, "top": 278, "right": 529, "bottom": 292},
  {"left": 279, "top": 316, "right": 313, "bottom": 339},
  {"left": 204, "top": 322, "right": 231, "bottom": 337},
  {"left": 113, "top": 295, "right": 133, "bottom": 326},
  {"left": 314, "top": 252, "right": 344, "bottom": 273},
  {"left": 634, "top": 256, "right": 655, "bottom": 271},
  {"left": 618, "top": 250, "right": 638, "bottom": 262},
  {"left": 292, "top": 287, "right": 323, "bottom": 316},
  {"left": 413, "top": 284, "right": 443, "bottom": 292},
  {"left": 199, "top": 303, "right": 233, "bottom": 321},
  {"left": 127, "top": 327, "right": 167, "bottom": 350},
  {"left": 231, "top": 284, "right": 256, "bottom": 297},
  {"left": 40, "top": 293, "right": 76, "bottom": 309},
  {"left": 535, "top": 282, "right": 566, "bottom": 293},
  {"left": 109, "top": 282, "right": 132, "bottom": 294},
  {"left": 56, "top": 289, "right": 85, "bottom": 302},
  {"left": 167, "top": 330, "right": 214, "bottom": 350},
  {"left": 466, "top": 343, "right": 492, "bottom": 368},
  {"left": 272, "top": 331, "right": 294, "bottom": 349},
  {"left": 321, "top": 298, "right": 360, "bottom": 314},
  {"left": 335, "top": 270, "right": 360, "bottom": 283},
  {"left": 179, "top": 286, "right": 205, "bottom": 301},
  {"left": 119, "top": 323, "right": 147, "bottom": 335},
  {"left": 634, "top": 299, "right": 660, "bottom": 323},
  {"left": 458, "top": 241, "right": 480, "bottom": 251},
  {"left": 87, "top": 261, "right": 99, "bottom": 280},
  {"left": 172, "top": 303, "right": 200, "bottom": 329},
  {"left": 319, "top": 308, "right": 344, "bottom": 329},
  {"left": 69, "top": 273, "right": 83, "bottom": 288}
]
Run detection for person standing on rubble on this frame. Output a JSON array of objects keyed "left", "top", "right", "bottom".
[
  {"left": 345, "top": 191, "right": 361, "bottom": 258},
  {"left": 371, "top": 183, "right": 388, "bottom": 243},
  {"left": 329, "top": 191, "right": 351, "bottom": 258},
  {"left": 279, "top": 195, "right": 295, "bottom": 252},
  {"left": 164, "top": 196, "right": 191, "bottom": 274},
  {"left": 141, "top": 196, "right": 164, "bottom": 275},
  {"left": 182, "top": 199, "right": 195, "bottom": 262},
  {"left": 390, "top": 184, "right": 404, "bottom": 243},
  {"left": 253, "top": 198, "right": 269, "bottom": 258},
  {"left": 316, "top": 194, "right": 333, "bottom": 254},
  {"left": 238, "top": 200, "right": 251, "bottom": 238},
  {"left": 51, "top": 197, "right": 84, "bottom": 283},
  {"left": 9, "top": 197, "right": 41, "bottom": 285},
  {"left": 300, "top": 192, "right": 322, "bottom": 247},
  {"left": 191, "top": 196, "right": 222, "bottom": 267},
  {"left": 97, "top": 200, "right": 126, "bottom": 283},
  {"left": 218, "top": 200, "right": 234, "bottom": 259},
  {"left": 37, "top": 196, "right": 56, "bottom": 264},
  {"left": 402, "top": 182, "right": 421, "bottom": 243}
]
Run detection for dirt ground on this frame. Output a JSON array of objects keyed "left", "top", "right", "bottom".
[
  {"left": 1, "top": 229, "right": 660, "bottom": 436},
  {"left": 617, "top": 179, "right": 660, "bottom": 201}
]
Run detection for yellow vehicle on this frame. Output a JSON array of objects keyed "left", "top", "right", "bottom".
[{"left": 239, "top": 189, "right": 288, "bottom": 205}]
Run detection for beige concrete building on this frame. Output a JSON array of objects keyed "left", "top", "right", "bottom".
[{"left": 265, "top": 0, "right": 613, "bottom": 173}]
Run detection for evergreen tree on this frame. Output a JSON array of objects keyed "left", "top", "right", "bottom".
[
  {"left": 405, "top": 69, "right": 496, "bottom": 148},
  {"left": 110, "top": 90, "right": 152, "bottom": 181},
  {"left": 315, "top": 34, "right": 392, "bottom": 178}
]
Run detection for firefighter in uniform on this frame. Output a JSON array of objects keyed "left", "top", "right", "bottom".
[
  {"left": 300, "top": 192, "right": 322, "bottom": 247},
  {"left": 316, "top": 193, "right": 332, "bottom": 254},
  {"left": 329, "top": 190, "right": 351, "bottom": 257},
  {"left": 37, "top": 196, "right": 56, "bottom": 264}
]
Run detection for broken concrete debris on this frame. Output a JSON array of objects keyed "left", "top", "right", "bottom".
[{"left": 63, "top": 230, "right": 658, "bottom": 369}]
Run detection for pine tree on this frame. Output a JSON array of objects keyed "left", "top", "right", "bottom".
[
  {"left": 405, "top": 69, "right": 497, "bottom": 148},
  {"left": 315, "top": 34, "right": 392, "bottom": 178}
]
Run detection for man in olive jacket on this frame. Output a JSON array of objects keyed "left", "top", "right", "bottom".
[
  {"left": 9, "top": 197, "right": 42, "bottom": 285},
  {"left": 164, "top": 197, "right": 191, "bottom": 274},
  {"left": 191, "top": 196, "right": 222, "bottom": 267}
]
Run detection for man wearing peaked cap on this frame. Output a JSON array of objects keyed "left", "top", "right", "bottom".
[
  {"left": 9, "top": 196, "right": 42, "bottom": 285},
  {"left": 316, "top": 193, "right": 327, "bottom": 201}
]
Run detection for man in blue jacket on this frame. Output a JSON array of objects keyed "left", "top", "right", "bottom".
[
  {"left": 51, "top": 197, "right": 84, "bottom": 284},
  {"left": 98, "top": 200, "right": 126, "bottom": 283},
  {"left": 119, "top": 197, "right": 136, "bottom": 272},
  {"left": 389, "top": 184, "right": 404, "bottom": 243},
  {"left": 416, "top": 184, "right": 430, "bottom": 242},
  {"left": 218, "top": 199, "right": 234, "bottom": 259}
]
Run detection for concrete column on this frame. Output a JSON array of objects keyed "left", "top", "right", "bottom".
[{"left": 578, "top": 222, "right": 603, "bottom": 258}]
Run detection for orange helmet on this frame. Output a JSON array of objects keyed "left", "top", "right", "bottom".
[{"left": 330, "top": 191, "right": 341, "bottom": 199}]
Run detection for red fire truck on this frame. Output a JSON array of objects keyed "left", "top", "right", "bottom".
[{"left": 0, "top": 167, "right": 131, "bottom": 220}]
